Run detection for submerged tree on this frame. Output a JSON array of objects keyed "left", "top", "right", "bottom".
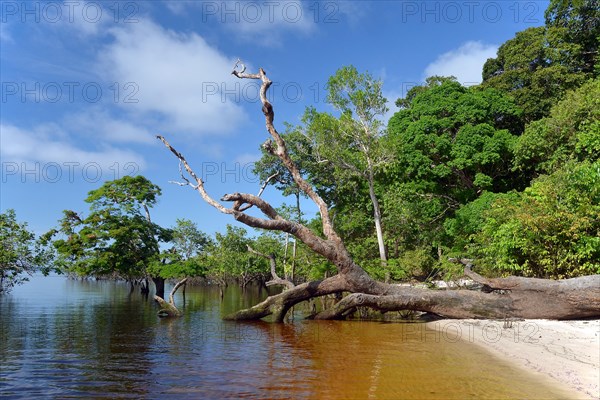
[
  {"left": 157, "top": 62, "right": 599, "bottom": 322},
  {"left": 51, "top": 176, "right": 172, "bottom": 298}
]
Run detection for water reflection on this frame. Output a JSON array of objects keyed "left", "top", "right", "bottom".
[{"left": 0, "top": 275, "right": 576, "bottom": 399}]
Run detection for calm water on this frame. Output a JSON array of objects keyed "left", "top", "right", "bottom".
[{"left": 0, "top": 275, "right": 577, "bottom": 399}]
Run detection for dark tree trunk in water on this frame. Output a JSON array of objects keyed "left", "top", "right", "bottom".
[
  {"left": 153, "top": 276, "right": 165, "bottom": 299},
  {"left": 155, "top": 278, "right": 188, "bottom": 317},
  {"left": 158, "top": 62, "right": 600, "bottom": 323},
  {"left": 140, "top": 277, "right": 150, "bottom": 295}
]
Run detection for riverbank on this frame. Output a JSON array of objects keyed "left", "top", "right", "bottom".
[{"left": 430, "top": 319, "right": 600, "bottom": 399}]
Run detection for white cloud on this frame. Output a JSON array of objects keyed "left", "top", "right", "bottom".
[
  {"left": 0, "top": 23, "right": 13, "bottom": 43},
  {"left": 98, "top": 19, "right": 247, "bottom": 136},
  {"left": 423, "top": 41, "right": 498, "bottom": 86},
  {"left": 164, "top": 1, "right": 315, "bottom": 45},
  {"left": 66, "top": 1, "right": 111, "bottom": 36},
  {"left": 0, "top": 123, "right": 146, "bottom": 170},
  {"left": 64, "top": 109, "right": 154, "bottom": 144},
  {"left": 382, "top": 89, "right": 403, "bottom": 123},
  {"left": 234, "top": 153, "right": 260, "bottom": 166}
]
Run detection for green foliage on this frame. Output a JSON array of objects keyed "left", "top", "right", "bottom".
[
  {"left": 203, "top": 225, "right": 268, "bottom": 284},
  {"left": 326, "top": 65, "right": 388, "bottom": 121},
  {"left": 145, "top": 219, "right": 211, "bottom": 280},
  {"left": 0, "top": 210, "right": 54, "bottom": 293},
  {"left": 171, "top": 218, "right": 211, "bottom": 260},
  {"left": 388, "top": 80, "right": 522, "bottom": 197},
  {"left": 51, "top": 176, "right": 171, "bottom": 279},
  {"left": 514, "top": 78, "right": 600, "bottom": 174},
  {"left": 545, "top": 0, "right": 600, "bottom": 74},
  {"left": 444, "top": 191, "right": 519, "bottom": 254},
  {"left": 386, "top": 79, "right": 523, "bottom": 256},
  {"left": 387, "top": 248, "right": 436, "bottom": 281},
  {"left": 483, "top": 0, "right": 598, "bottom": 123},
  {"left": 473, "top": 161, "right": 600, "bottom": 278},
  {"left": 85, "top": 175, "right": 161, "bottom": 214}
]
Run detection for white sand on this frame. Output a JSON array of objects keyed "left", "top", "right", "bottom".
[{"left": 431, "top": 319, "right": 600, "bottom": 399}]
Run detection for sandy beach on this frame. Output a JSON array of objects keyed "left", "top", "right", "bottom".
[{"left": 430, "top": 319, "right": 600, "bottom": 399}]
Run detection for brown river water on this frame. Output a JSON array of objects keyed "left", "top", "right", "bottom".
[{"left": 0, "top": 275, "right": 578, "bottom": 399}]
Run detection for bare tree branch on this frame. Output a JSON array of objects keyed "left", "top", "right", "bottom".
[
  {"left": 238, "top": 172, "right": 279, "bottom": 212},
  {"left": 157, "top": 135, "right": 233, "bottom": 215},
  {"left": 247, "top": 245, "right": 294, "bottom": 289},
  {"left": 231, "top": 62, "right": 343, "bottom": 246},
  {"left": 169, "top": 277, "right": 188, "bottom": 305}
]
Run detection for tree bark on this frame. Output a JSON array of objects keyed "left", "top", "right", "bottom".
[
  {"left": 313, "top": 274, "right": 600, "bottom": 320},
  {"left": 367, "top": 173, "right": 388, "bottom": 281},
  {"left": 247, "top": 245, "right": 294, "bottom": 290},
  {"left": 158, "top": 61, "right": 600, "bottom": 323},
  {"left": 152, "top": 276, "right": 165, "bottom": 299},
  {"left": 154, "top": 277, "right": 188, "bottom": 317}
]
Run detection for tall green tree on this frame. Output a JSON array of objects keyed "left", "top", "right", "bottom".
[
  {"left": 545, "top": 0, "right": 600, "bottom": 74},
  {"left": 473, "top": 160, "right": 600, "bottom": 278},
  {"left": 170, "top": 218, "right": 210, "bottom": 260},
  {"left": 299, "top": 66, "right": 391, "bottom": 277},
  {"left": 514, "top": 77, "right": 600, "bottom": 175},
  {"left": 51, "top": 176, "right": 172, "bottom": 297},
  {"left": 0, "top": 210, "right": 53, "bottom": 294},
  {"left": 386, "top": 78, "right": 523, "bottom": 265},
  {"left": 483, "top": 0, "right": 598, "bottom": 122},
  {"left": 147, "top": 218, "right": 211, "bottom": 285},
  {"left": 254, "top": 66, "right": 392, "bottom": 280}
]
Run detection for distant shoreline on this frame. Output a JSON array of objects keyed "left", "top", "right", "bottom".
[{"left": 429, "top": 319, "right": 600, "bottom": 399}]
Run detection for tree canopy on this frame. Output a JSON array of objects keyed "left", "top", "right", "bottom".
[
  {"left": 482, "top": 0, "right": 598, "bottom": 123},
  {"left": 51, "top": 176, "right": 171, "bottom": 280},
  {"left": 0, "top": 210, "right": 53, "bottom": 293}
]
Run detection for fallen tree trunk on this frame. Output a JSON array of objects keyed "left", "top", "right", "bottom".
[
  {"left": 223, "top": 267, "right": 600, "bottom": 321},
  {"left": 314, "top": 274, "right": 600, "bottom": 320},
  {"left": 158, "top": 61, "right": 600, "bottom": 323}
]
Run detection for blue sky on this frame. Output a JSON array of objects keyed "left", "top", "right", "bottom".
[{"left": 1, "top": 0, "right": 548, "bottom": 236}]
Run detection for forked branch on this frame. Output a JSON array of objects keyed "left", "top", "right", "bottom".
[
  {"left": 248, "top": 245, "right": 294, "bottom": 289},
  {"left": 231, "top": 62, "right": 342, "bottom": 246},
  {"left": 154, "top": 277, "right": 189, "bottom": 317}
]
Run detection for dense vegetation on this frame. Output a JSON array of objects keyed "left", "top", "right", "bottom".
[{"left": 1, "top": 0, "right": 598, "bottom": 293}]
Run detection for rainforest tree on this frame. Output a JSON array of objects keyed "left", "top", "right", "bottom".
[
  {"left": 0, "top": 209, "right": 53, "bottom": 294},
  {"left": 51, "top": 176, "right": 172, "bottom": 297}
]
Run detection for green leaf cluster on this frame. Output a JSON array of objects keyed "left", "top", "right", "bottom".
[{"left": 0, "top": 210, "right": 54, "bottom": 293}]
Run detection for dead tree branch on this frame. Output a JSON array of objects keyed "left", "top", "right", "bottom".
[
  {"left": 248, "top": 245, "right": 294, "bottom": 289},
  {"left": 231, "top": 62, "right": 343, "bottom": 246},
  {"left": 238, "top": 172, "right": 279, "bottom": 212},
  {"left": 154, "top": 277, "right": 189, "bottom": 317}
]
